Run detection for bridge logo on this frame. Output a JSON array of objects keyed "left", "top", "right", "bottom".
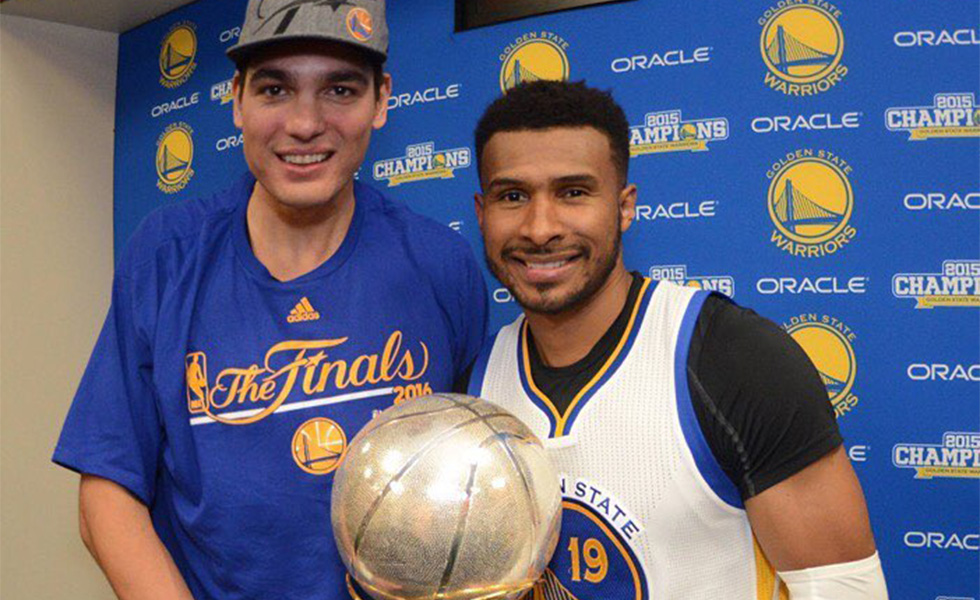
[
  {"left": 892, "top": 260, "right": 980, "bottom": 309},
  {"left": 782, "top": 314, "right": 859, "bottom": 419},
  {"left": 885, "top": 93, "right": 980, "bottom": 141},
  {"left": 629, "top": 109, "right": 728, "bottom": 156},
  {"left": 759, "top": 4, "right": 847, "bottom": 96},
  {"left": 292, "top": 417, "right": 348, "bottom": 475},
  {"left": 767, "top": 149, "right": 856, "bottom": 258},
  {"left": 649, "top": 265, "right": 734, "bottom": 297},
  {"left": 373, "top": 141, "right": 471, "bottom": 187},
  {"left": 498, "top": 31, "right": 570, "bottom": 93},
  {"left": 159, "top": 22, "right": 197, "bottom": 88},
  {"left": 156, "top": 122, "right": 195, "bottom": 194}
]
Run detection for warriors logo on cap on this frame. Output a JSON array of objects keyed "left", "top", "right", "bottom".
[{"left": 346, "top": 7, "right": 373, "bottom": 41}]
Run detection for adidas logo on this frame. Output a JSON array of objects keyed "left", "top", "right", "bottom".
[{"left": 287, "top": 297, "right": 321, "bottom": 323}]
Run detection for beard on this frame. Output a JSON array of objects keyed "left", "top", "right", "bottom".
[{"left": 485, "top": 226, "right": 622, "bottom": 316}]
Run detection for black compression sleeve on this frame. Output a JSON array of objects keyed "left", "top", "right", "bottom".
[{"left": 687, "top": 295, "right": 843, "bottom": 499}]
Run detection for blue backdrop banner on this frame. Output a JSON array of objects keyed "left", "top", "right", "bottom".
[{"left": 113, "top": 1, "right": 979, "bottom": 598}]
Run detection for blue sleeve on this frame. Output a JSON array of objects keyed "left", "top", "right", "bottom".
[
  {"left": 52, "top": 265, "right": 162, "bottom": 506},
  {"left": 452, "top": 240, "right": 489, "bottom": 381}
]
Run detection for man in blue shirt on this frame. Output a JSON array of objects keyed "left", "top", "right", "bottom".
[{"left": 53, "top": 1, "right": 487, "bottom": 597}]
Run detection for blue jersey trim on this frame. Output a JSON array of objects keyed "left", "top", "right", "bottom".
[
  {"left": 520, "top": 278, "right": 658, "bottom": 438},
  {"left": 674, "top": 290, "right": 744, "bottom": 510},
  {"left": 467, "top": 330, "right": 499, "bottom": 398}
]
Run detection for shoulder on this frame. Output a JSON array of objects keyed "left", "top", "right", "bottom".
[
  {"left": 691, "top": 295, "right": 821, "bottom": 395},
  {"left": 117, "top": 177, "right": 249, "bottom": 279},
  {"left": 694, "top": 295, "right": 791, "bottom": 359}
]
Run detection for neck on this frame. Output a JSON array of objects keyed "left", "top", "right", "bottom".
[
  {"left": 245, "top": 180, "right": 356, "bottom": 282},
  {"left": 525, "top": 265, "right": 632, "bottom": 368}
]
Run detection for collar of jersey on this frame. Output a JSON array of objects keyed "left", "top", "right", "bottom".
[
  {"left": 518, "top": 277, "right": 658, "bottom": 438},
  {"left": 232, "top": 173, "right": 369, "bottom": 286}
]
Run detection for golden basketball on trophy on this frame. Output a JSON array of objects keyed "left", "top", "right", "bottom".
[{"left": 331, "top": 394, "right": 562, "bottom": 600}]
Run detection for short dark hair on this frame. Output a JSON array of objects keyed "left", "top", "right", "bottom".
[
  {"left": 474, "top": 80, "right": 631, "bottom": 186},
  {"left": 234, "top": 51, "right": 386, "bottom": 101}
]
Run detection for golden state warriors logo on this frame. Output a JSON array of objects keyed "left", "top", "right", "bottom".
[
  {"left": 292, "top": 418, "right": 347, "bottom": 475},
  {"left": 499, "top": 32, "right": 570, "bottom": 93},
  {"left": 539, "top": 478, "right": 648, "bottom": 599},
  {"left": 767, "top": 149, "right": 856, "bottom": 258},
  {"left": 159, "top": 22, "right": 197, "bottom": 88},
  {"left": 156, "top": 123, "right": 195, "bottom": 194},
  {"left": 346, "top": 7, "right": 373, "bottom": 42},
  {"left": 759, "top": 4, "right": 847, "bottom": 96},
  {"left": 783, "top": 314, "right": 858, "bottom": 418}
]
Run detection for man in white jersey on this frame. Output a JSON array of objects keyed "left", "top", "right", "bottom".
[{"left": 466, "top": 81, "right": 888, "bottom": 599}]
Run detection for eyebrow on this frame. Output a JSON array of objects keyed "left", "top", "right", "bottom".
[
  {"left": 551, "top": 174, "right": 600, "bottom": 187},
  {"left": 248, "top": 67, "right": 290, "bottom": 86},
  {"left": 247, "top": 67, "right": 370, "bottom": 87},
  {"left": 486, "top": 177, "right": 526, "bottom": 190},
  {"left": 486, "top": 173, "right": 601, "bottom": 191}
]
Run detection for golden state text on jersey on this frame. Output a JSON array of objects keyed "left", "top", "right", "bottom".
[
  {"left": 527, "top": 477, "right": 649, "bottom": 599},
  {"left": 758, "top": 2, "right": 847, "bottom": 96}
]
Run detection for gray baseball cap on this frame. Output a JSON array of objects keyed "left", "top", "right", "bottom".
[{"left": 227, "top": 0, "right": 388, "bottom": 65}]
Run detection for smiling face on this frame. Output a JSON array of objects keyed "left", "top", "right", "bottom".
[
  {"left": 233, "top": 41, "right": 390, "bottom": 211},
  {"left": 476, "top": 127, "right": 636, "bottom": 315}
]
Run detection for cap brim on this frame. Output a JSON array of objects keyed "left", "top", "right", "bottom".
[{"left": 225, "top": 35, "right": 386, "bottom": 66}]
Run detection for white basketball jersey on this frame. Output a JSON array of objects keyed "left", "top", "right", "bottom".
[{"left": 470, "top": 279, "right": 787, "bottom": 600}]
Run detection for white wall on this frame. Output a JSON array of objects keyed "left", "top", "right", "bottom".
[{"left": 1, "top": 15, "right": 118, "bottom": 599}]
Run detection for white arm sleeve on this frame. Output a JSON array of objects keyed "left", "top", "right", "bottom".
[{"left": 778, "top": 552, "right": 888, "bottom": 600}]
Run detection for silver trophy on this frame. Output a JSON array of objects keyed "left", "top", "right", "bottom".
[{"left": 332, "top": 394, "right": 562, "bottom": 600}]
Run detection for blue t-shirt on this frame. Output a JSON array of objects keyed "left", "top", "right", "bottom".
[{"left": 53, "top": 176, "right": 488, "bottom": 599}]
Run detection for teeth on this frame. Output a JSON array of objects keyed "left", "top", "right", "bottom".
[
  {"left": 282, "top": 153, "right": 328, "bottom": 165},
  {"left": 527, "top": 260, "right": 568, "bottom": 270}
]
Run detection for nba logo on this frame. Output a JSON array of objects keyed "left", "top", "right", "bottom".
[{"left": 185, "top": 352, "right": 209, "bottom": 414}]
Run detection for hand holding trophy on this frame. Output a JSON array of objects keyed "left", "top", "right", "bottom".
[{"left": 332, "top": 394, "right": 562, "bottom": 600}]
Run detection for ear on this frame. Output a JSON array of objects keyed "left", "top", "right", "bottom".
[
  {"left": 373, "top": 72, "right": 393, "bottom": 130},
  {"left": 474, "top": 192, "right": 485, "bottom": 230},
  {"left": 619, "top": 183, "right": 637, "bottom": 233},
  {"left": 232, "top": 71, "right": 244, "bottom": 130}
]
